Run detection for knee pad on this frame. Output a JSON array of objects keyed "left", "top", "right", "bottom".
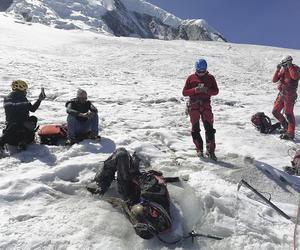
[
  {"left": 191, "top": 131, "right": 202, "bottom": 141},
  {"left": 204, "top": 121, "right": 216, "bottom": 140}
]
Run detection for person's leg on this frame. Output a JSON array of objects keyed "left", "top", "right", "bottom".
[
  {"left": 202, "top": 107, "right": 216, "bottom": 157},
  {"left": 93, "top": 149, "right": 123, "bottom": 194},
  {"left": 89, "top": 113, "right": 99, "bottom": 137},
  {"left": 272, "top": 94, "right": 287, "bottom": 128},
  {"left": 2, "top": 123, "right": 20, "bottom": 146},
  {"left": 189, "top": 109, "right": 203, "bottom": 154},
  {"left": 21, "top": 116, "right": 38, "bottom": 145},
  {"left": 115, "top": 148, "right": 139, "bottom": 201},
  {"left": 75, "top": 116, "right": 97, "bottom": 140},
  {"left": 284, "top": 96, "right": 296, "bottom": 138},
  {"left": 67, "top": 115, "right": 78, "bottom": 140}
]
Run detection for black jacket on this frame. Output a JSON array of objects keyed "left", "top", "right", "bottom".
[
  {"left": 3, "top": 91, "right": 41, "bottom": 125},
  {"left": 65, "top": 98, "right": 98, "bottom": 122}
]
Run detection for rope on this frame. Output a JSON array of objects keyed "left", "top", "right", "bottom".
[{"left": 293, "top": 193, "right": 300, "bottom": 250}]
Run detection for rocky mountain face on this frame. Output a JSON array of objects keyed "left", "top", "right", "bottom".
[{"left": 4, "top": 0, "right": 226, "bottom": 42}]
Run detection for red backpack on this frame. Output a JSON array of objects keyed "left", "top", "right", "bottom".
[{"left": 38, "top": 124, "right": 68, "bottom": 145}]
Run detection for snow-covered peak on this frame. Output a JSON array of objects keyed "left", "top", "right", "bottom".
[
  {"left": 119, "top": 0, "right": 182, "bottom": 27},
  {"left": 5, "top": 0, "right": 226, "bottom": 41}
]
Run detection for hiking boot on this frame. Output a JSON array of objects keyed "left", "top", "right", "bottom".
[
  {"left": 206, "top": 151, "right": 217, "bottom": 161},
  {"left": 279, "top": 120, "right": 288, "bottom": 134},
  {"left": 86, "top": 183, "right": 105, "bottom": 195},
  {"left": 65, "top": 138, "right": 78, "bottom": 146},
  {"left": 196, "top": 150, "right": 204, "bottom": 157},
  {"left": 279, "top": 128, "right": 287, "bottom": 134},
  {"left": 280, "top": 133, "right": 294, "bottom": 140},
  {"left": 17, "top": 141, "right": 27, "bottom": 150},
  {"left": 89, "top": 135, "right": 101, "bottom": 141}
]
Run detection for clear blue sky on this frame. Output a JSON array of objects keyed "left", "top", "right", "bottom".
[{"left": 146, "top": 0, "right": 300, "bottom": 50}]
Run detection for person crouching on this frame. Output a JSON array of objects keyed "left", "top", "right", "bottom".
[{"left": 65, "top": 88, "right": 100, "bottom": 144}]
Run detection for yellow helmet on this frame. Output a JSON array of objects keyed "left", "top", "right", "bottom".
[
  {"left": 11, "top": 80, "right": 28, "bottom": 92},
  {"left": 131, "top": 204, "right": 144, "bottom": 217}
]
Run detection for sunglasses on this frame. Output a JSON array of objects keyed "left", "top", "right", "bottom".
[{"left": 196, "top": 70, "right": 206, "bottom": 74}]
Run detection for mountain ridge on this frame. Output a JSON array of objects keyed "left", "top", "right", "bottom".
[{"left": 4, "top": 0, "right": 226, "bottom": 42}]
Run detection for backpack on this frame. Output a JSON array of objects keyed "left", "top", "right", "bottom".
[
  {"left": 38, "top": 124, "right": 68, "bottom": 145},
  {"left": 251, "top": 112, "right": 272, "bottom": 134},
  {"left": 138, "top": 170, "right": 170, "bottom": 212}
]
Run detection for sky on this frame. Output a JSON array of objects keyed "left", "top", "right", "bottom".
[{"left": 146, "top": 0, "right": 300, "bottom": 50}]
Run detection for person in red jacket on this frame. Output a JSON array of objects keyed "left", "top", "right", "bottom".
[
  {"left": 272, "top": 55, "right": 300, "bottom": 140},
  {"left": 182, "top": 59, "right": 219, "bottom": 160}
]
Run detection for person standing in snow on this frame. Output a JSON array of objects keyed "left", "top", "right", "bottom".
[
  {"left": 182, "top": 59, "right": 219, "bottom": 160},
  {"left": 65, "top": 88, "right": 100, "bottom": 144},
  {"left": 0, "top": 80, "right": 46, "bottom": 151},
  {"left": 272, "top": 55, "right": 300, "bottom": 140}
]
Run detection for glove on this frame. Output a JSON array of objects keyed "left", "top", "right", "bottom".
[
  {"left": 86, "top": 182, "right": 105, "bottom": 195},
  {"left": 78, "top": 112, "right": 89, "bottom": 118},
  {"left": 277, "top": 64, "right": 281, "bottom": 70},
  {"left": 286, "top": 61, "right": 292, "bottom": 68},
  {"left": 38, "top": 87, "right": 46, "bottom": 101},
  {"left": 281, "top": 61, "right": 291, "bottom": 69},
  {"left": 195, "top": 83, "right": 207, "bottom": 93},
  {"left": 87, "top": 111, "right": 95, "bottom": 119}
]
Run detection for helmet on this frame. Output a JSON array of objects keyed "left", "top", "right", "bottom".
[
  {"left": 281, "top": 55, "right": 293, "bottom": 65},
  {"left": 131, "top": 204, "right": 144, "bottom": 217},
  {"left": 195, "top": 59, "right": 207, "bottom": 72},
  {"left": 11, "top": 80, "right": 28, "bottom": 92}
]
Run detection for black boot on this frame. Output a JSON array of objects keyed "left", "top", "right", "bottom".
[
  {"left": 279, "top": 120, "right": 288, "bottom": 134},
  {"left": 280, "top": 133, "right": 294, "bottom": 140},
  {"left": 206, "top": 151, "right": 217, "bottom": 161}
]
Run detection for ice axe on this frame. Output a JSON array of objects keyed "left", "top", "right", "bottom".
[{"left": 237, "top": 179, "right": 291, "bottom": 220}]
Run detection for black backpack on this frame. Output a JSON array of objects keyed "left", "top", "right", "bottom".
[
  {"left": 251, "top": 112, "right": 282, "bottom": 134},
  {"left": 138, "top": 171, "right": 170, "bottom": 212},
  {"left": 251, "top": 112, "right": 272, "bottom": 134}
]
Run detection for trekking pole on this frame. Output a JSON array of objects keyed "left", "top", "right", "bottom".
[
  {"left": 237, "top": 179, "right": 291, "bottom": 220},
  {"left": 187, "top": 231, "right": 223, "bottom": 242},
  {"left": 156, "top": 230, "right": 223, "bottom": 245}
]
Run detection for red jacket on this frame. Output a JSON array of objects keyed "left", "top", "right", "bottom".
[
  {"left": 182, "top": 72, "right": 219, "bottom": 104},
  {"left": 272, "top": 64, "right": 299, "bottom": 96}
]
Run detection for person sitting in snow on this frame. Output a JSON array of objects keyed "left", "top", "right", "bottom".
[
  {"left": 182, "top": 59, "right": 219, "bottom": 160},
  {"left": 86, "top": 147, "right": 172, "bottom": 240},
  {"left": 65, "top": 88, "right": 100, "bottom": 145},
  {"left": 272, "top": 55, "right": 300, "bottom": 140},
  {"left": 0, "top": 80, "right": 46, "bottom": 151}
]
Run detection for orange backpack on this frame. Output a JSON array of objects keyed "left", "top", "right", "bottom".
[{"left": 38, "top": 124, "right": 68, "bottom": 145}]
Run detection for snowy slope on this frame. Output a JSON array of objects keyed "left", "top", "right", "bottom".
[
  {"left": 5, "top": 0, "right": 226, "bottom": 41},
  {"left": 0, "top": 13, "right": 300, "bottom": 249}
]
